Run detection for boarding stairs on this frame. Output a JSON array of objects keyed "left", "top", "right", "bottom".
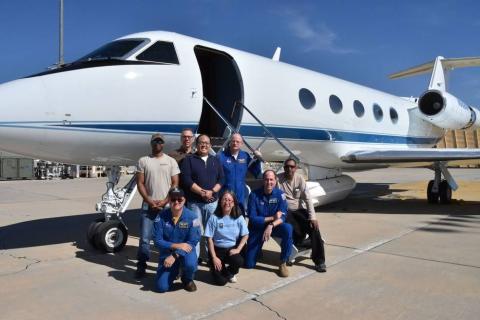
[{"left": 203, "top": 97, "right": 311, "bottom": 263}]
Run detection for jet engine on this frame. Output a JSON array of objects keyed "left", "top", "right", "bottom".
[{"left": 418, "top": 90, "right": 480, "bottom": 130}]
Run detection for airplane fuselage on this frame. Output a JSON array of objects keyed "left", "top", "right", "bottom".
[{"left": 0, "top": 31, "right": 443, "bottom": 169}]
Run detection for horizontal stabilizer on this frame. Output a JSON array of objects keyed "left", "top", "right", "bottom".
[
  {"left": 341, "top": 148, "right": 480, "bottom": 163},
  {"left": 389, "top": 56, "right": 480, "bottom": 80}
]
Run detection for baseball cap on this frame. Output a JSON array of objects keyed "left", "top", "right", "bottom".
[
  {"left": 151, "top": 133, "right": 165, "bottom": 143},
  {"left": 169, "top": 187, "right": 185, "bottom": 198}
]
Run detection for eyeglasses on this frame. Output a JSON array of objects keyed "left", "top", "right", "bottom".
[
  {"left": 170, "top": 198, "right": 183, "bottom": 203},
  {"left": 182, "top": 136, "right": 194, "bottom": 140},
  {"left": 197, "top": 142, "right": 210, "bottom": 146}
]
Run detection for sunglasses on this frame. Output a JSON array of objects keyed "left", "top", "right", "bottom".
[
  {"left": 151, "top": 139, "right": 164, "bottom": 144},
  {"left": 170, "top": 198, "right": 183, "bottom": 203}
]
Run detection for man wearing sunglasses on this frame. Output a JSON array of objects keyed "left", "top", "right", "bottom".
[
  {"left": 153, "top": 187, "right": 201, "bottom": 292},
  {"left": 135, "top": 133, "right": 180, "bottom": 279},
  {"left": 169, "top": 128, "right": 195, "bottom": 165},
  {"left": 277, "top": 158, "right": 326, "bottom": 273}
]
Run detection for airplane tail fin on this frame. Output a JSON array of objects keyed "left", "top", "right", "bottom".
[{"left": 389, "top": 56, "right": 480, "bottom": 91}]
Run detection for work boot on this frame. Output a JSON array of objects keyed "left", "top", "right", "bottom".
[
  {"left": 183, "top": 281, "right": 197, "bottom": 292},
  {"left": 315, "top": 263, "right": 327, "bottom": 273},
  {"left": 278, "top": 262, "right": 289, "bottom": 277},
  {"left": 134, "top": 267, "right": 146, "bottom": 279}
]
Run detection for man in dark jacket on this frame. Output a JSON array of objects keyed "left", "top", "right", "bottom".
[{"left": 180, "top": 134, "right": 224, "bottom": 260}]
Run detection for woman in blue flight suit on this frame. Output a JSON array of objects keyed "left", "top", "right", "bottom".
[{"left": 153, "top": 188, "right": 201, "bottom": 293}]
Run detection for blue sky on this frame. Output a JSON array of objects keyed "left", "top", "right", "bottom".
[{"left": 1, "top": 0, "right": 479, "bottom": 105}]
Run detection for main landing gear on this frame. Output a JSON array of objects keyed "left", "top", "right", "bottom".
[
  {"left": 87, "top": 166, "right": 137, "bottom": 252},
  {"left": 426, "top": 162, "right": 457, "bottom": 204}
]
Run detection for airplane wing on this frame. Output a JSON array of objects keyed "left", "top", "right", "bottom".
[{"left": 341, "top": 148, "right": 480, "bottom": 163}]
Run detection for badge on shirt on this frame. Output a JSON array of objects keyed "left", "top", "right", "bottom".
[
  {"left": 226, "top": 159, "right": 232, "bottom": 163},
  {"left": 219, "top": 222, "right": 224, "bottom": 228},
  {"left": 238, "top": 158, "right": 246, "bottom": 163},
  {"left": 179, "top": 221, "right": 189, "bottom": 229},
  {"left": 269, "top": 198, "right": 278, "bottom": 204}
]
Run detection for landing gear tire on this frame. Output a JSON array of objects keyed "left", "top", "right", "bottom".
[
  {"left": 94, "top": 220, "right": 128, "bottom": 253},
  {"left": 87, "top": 218, "right": 105, "bottom": 248},
  {"left": 427, "top": 180, "right": 439, "bottom": 204},
  {"left": 439, "top": 180, "right": 452, "bottom": 204}
]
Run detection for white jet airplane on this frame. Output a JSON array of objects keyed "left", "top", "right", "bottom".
[{"left": 1, "top": 31, "right": 479, "bottom": 252}]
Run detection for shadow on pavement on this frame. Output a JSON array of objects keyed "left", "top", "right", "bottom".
[{"left": 0, "top": 209, "right": 141, "bottom": 250}]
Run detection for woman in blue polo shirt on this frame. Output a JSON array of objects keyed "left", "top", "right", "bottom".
[{"left": 205, "top": 191, "right": 249, "bottom": 285}]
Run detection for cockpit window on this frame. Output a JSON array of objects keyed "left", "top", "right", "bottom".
[
  {"left": 76, "top": 39, "right": 149, "bottom": 62},
  {"left": 136, "top": 41, "right": 179, "bottom": 64}
]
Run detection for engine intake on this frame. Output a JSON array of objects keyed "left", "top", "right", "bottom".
[{"left": 418, "top": 90, "right": 480, "bottom": 129}]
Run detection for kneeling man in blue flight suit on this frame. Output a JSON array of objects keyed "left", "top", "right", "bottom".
[
  {"left": 245, "top": 170, "right": 293, "bottom": 277},
  {"left": 153, "top": 187, "right": 201, "bottom": 292}
]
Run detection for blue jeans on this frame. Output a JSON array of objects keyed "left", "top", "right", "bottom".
[
  {"left": 136, "top": 209, "right": 159, "bottom": 269},
  {"left": 156, "top": 250, "right": 198, "bottom": 293},
  {"left": 186, "top": 200, "right": 218, "bottom": 259}
]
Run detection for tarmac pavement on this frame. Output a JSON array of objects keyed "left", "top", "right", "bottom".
[{"left": 1, "top": 168, "right": 479, "bottom": 319}]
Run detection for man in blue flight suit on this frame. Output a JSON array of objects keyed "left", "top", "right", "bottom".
[
  {"left": 153, "top": 187, "right": 201, "bottom": 293},
  {"left": 245, "top": 170, "right": 293, "bottom": 277},
  {"left": 217, "top": 133, "right": 262, "bottom": 214}
]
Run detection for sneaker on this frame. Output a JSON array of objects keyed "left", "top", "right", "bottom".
[
  {"left": 278, "top": 262, "right": 289, "bottom": 278},
  {"left": 228, "top": 275, "right": 238, "bottom": 283},
  {"left": 315, "top": 263, "right": 327, "bottom": 273},
  {"left": 183, "top": 281, "right": 197, "bottom": 292},
  {"left": 134, "top": 267, "right": 146, "bottom": 279}
]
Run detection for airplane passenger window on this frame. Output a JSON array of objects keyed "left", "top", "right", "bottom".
[
  {"left": 329, "top": 95, "right": 343, "bottom": 114},
  {"left": 373, "top": 103, "right": 383, "bottom": 122},
  {"left": 390, "top": 107, "right": 399, "bottom": 124},
  {"left": 136, "top": 41, "right": 179, "bottom": 64},
  {"left": 299, "top": 88, "right": 316, "bottom": 109},
  {"left": 353, "top": 100, "right": 365, "bottom": 117}
]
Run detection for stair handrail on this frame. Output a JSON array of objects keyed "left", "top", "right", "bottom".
[
  {"left": 203, "top": 97, "right": 264, "bottom": 162},
  {"left": 234, "top": 101, "right": 300, "bottom": 163}
]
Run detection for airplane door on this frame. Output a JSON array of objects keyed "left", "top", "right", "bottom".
[{"left": 194, "top": 46, "right": 244, "bottom": 138}]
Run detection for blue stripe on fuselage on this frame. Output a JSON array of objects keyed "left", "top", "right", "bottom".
[{"left": 44, "top": 122, "right": 439, "bottom": 145}]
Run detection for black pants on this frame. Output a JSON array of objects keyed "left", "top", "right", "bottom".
[
  {"left": 286, "top": 209, "right": 325, "bottom": 265},
  {"left": 208, "top": 246, "right": 244, "bottom": 286}
]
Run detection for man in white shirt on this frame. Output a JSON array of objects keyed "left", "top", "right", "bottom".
[
  {"left": 277, "top": 158, "right": 326, "bottom": 272},
  {"left": 135, "top": 133, "right": 180, "bottom": 278}
]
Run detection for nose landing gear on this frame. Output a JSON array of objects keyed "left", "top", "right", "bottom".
[{"left": 87, "top": 166, "right": 137, "bottom": 252}]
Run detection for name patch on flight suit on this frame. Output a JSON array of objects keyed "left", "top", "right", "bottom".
[
  {"left": 238, "top": 158, "right": 246, "bottom": 163},
  {"left": 179, "top": 221, "right": 189, "bottom": 229},
  {"left": 269, "top": 198, "right": 278, "bottom": 204}
]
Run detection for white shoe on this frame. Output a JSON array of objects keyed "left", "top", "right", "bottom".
[{"left": 228, "top": 275, "right": 238, "bottom": 283}]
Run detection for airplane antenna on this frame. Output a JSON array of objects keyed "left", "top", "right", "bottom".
[
  {"left": 59, "top": 0, "right": 64, "bottom": 66},
  {"left": 272, "top": 47, "right": 281, "bottom": 61}
]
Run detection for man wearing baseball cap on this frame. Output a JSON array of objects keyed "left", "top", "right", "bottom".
[
  {"left": 135, "top": 133, "right": 180, "bottom": 279},
  {"left": 153, "top": 187, "right": 201, "bottom": 292}
]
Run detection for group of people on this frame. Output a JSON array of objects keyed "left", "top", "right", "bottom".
[{"left": 135, "top": 128, "right": 326, "bottom": 293}]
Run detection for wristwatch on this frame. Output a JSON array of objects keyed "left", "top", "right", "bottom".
[{"left": 172, "top": 252, "right": 179, "bottom": 259}]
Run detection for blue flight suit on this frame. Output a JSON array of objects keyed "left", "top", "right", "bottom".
[
  {"left": 153, "top": 207, "right": 201, "bottom": 293},
  {"left": 217, "top": 149, "right": 261, "bottom": 213},
  {"left": 244, "top": 187, "right": 293, "bottom": 268}
]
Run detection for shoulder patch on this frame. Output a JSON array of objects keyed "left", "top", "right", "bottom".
[
  {"left": 192, "top": 218, "right": 201, "bottom": 227},
  {"left": 281, "top": 193, "right": 286, "bottom": 201}
]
